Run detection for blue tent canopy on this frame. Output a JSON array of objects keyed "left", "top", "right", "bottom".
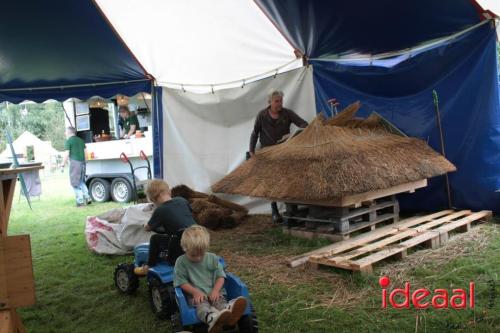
[
  {"left": 256, "top": 0, "right": 484, "bottom": 58},
  {"left": 0, "top": 0, "right": 150, "bottom": 103}
]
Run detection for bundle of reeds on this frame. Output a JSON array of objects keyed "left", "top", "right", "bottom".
[
  {"left": 212, "top": 103, "right": 456, "bottom": 203},
  {"left": 171, "top": 185, "right": 248, "bottom": 229}
]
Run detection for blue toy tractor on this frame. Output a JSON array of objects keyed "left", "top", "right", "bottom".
[{"left": 114, "top": 242, "right": 259, "bottom": 333}]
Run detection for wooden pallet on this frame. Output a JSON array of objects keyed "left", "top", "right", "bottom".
[
  {"left": 299, "top": 210, "right": 492, "bottom": 274},
  {"left": 283, "top": 196, "right": 399, "bottom": 241},
  {"left": 269, "top": 179, "right": 427, "bottom": 208}
]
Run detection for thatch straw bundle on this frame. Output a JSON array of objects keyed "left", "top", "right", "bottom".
[
  {"left": 326, "top": 101, "right": 361, "bottom": 126},
  {"left": 212, "top": 105, "right": 456, "bottom": 203}
]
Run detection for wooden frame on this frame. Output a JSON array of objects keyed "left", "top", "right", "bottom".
[{"left": 0, "top": 166, "right": 42, "bottom": 333}]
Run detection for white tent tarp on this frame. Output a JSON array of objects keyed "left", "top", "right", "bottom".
[
  {"left": 96, "top": 0, "right": 301, "bottom": 92},
  {"left": 162, "top": 66, "right": 316, "bottom": 213}
]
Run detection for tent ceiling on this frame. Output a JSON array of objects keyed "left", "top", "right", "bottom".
[
  {"left": 96, "top": 0, "right": 498, "bottom": 90},
  {"left": 96, "top": 0, "right": 300, "bottom": 90},
  {"left": 1, "top": 0, "right": 498, "bottom": 101},
  {"left": 256, "top": 0, "right": 492, "bottom": 59},
  {"left": 0, "top": 0, "right": 149, "bottom": 103}
]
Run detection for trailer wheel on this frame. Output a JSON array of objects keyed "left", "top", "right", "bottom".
[
  {"left": 111, "top": 177, "right": 133, "bottom": 203},
  {"left": 89, "top": 178, "right": 111, "bottom": 202}
]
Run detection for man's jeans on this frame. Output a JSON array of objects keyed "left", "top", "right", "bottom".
[{"left": 73, "top": 178, "right": 90, "bottom": 205}]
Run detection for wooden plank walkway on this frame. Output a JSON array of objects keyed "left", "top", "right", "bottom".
[{"left": 289, "top": 210, "right": 492, "bottom": 273}]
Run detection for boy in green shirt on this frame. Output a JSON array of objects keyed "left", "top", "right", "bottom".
[{"left": 174, "top": 225, "right": 247, "bottom": 333}]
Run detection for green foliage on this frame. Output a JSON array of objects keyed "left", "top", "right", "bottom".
[{"left": 0, "top": 101, "right": 66, "bottom": 153}]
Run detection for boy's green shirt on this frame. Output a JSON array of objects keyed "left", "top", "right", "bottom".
[{"left": 174, "top": 252, "right": 226, "bottom": 295}]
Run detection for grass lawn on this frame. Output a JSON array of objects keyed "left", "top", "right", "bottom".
[{"left": 7, "top": 173, "right": 500, "bottom": 332}]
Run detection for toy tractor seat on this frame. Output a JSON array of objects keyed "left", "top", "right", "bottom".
[{"left": 174, "top": 271, "right": 252, "bottom": 327}]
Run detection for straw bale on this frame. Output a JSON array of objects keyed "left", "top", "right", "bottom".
[{"left": 212, "top": 111, "right": 456, "bottom": 202}]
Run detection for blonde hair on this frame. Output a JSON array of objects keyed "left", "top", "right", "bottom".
[
  {"left": 181, "top": 225, "right": 210, "bottom": 254},
  {"left": 145, "top": 179, "right": 170, "bottom": 203}
]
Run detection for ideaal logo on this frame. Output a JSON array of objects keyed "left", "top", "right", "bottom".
[{"left": 379, "top": 276, "right": 475, "bottom": 309}]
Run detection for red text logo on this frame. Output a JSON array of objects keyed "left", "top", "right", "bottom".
[{"left": 379, "top": 276, "right": 474, "bottom": 309}]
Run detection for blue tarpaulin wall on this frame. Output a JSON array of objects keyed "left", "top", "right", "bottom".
[
  {"left": 312, "top": 24, "right": 500, "bottom": 213},
  {"left": 258, "top": 0, "right": 500, "bottom": 213},
  {"left": 152, "top": 86, "right": 164, "bottom": 179},
  {"left": 0, "top": 0, "right": 150, "bottom": 103}
]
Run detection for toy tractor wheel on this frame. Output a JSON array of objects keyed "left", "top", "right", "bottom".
[
  {"left": 114, "top": 263, "right": 139, "bottom": 294},
  {"left": 149, "top": 278, "right": 177, "bottom": 320},
  {"left": 237, "top": 305, "right": 259, "bottom": 333},
  {"left": 170, "top": 313, "right": 184, "bottom": 333}
]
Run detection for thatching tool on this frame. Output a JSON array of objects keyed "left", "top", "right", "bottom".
[
  {"left": 372, "top": 112, "right": 407, "bottom": 137},
  {"left": 432, "top": 90, "right": 452, "bottom": 209},
  {"left": 327, "top": 98, "right": 340, "bottom": 116}
]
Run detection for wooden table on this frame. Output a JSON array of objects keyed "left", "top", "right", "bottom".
[{"left": 1, "top": 166, "right": 42, "bottom": 333}]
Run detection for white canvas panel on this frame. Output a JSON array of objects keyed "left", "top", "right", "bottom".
[
  {"left": 477, "top": 0, "right": 500, "bottom": 16},
  {"left": 162, "top": 67, "right": 316, "bottom": 213},
  {"left": 96, "top": 0, "right": 298, "bottom": 89}
]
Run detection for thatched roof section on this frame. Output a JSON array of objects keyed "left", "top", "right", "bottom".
[{"left": 212, "top": 104, "right": 456, "bottom": 203}]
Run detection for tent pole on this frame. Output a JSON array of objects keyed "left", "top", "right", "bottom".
[
  {"left": 432, "top": 90, "right": 452, "bottom": 209},
  {"left": 61, "top": 102, "right": 74, "bottom": 128}
]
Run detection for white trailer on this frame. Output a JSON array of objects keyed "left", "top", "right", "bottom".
[
  {"left": 85, "top": 135, "right": 152, "bottom": 203},
  {"left": 63, "top": 98, "right": 153, "bottom": 203}
]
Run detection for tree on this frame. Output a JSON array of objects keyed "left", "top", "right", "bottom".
[{"left": 0, "top": 101, "right": 66, "bottom": 153}]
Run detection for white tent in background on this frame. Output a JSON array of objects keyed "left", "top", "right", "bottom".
[{"left": 0, "top": 131, "right": 61, "bottom": 169}]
